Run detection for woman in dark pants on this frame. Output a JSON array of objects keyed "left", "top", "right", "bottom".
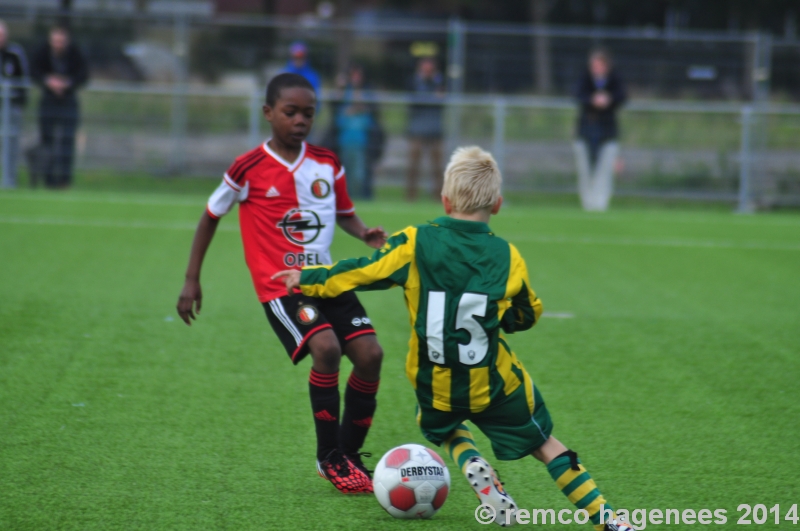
[
  {"left": 574, "top": 48, "right": 626, "bottom": 211},
  {"left": 31, "top": 25, "right": 89, "bottom": 189}
]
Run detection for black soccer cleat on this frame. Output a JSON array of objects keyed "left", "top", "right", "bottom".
[
  {"left": 316, "top": 449, "right": 373, "bottom": 494},
  {"left": 344, "top": 451, "right": 373, "bottom": 479}
]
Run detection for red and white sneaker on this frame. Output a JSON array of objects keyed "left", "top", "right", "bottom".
[
  {"left": 316, "top": 450, "right": 373, "bottom": 494},
  {"left": 466, "top": 457, "right": 517, "bottom": 526}
]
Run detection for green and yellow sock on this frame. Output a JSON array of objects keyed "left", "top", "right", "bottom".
[
  {"left": 546, "top": 450, "right": 617, "bottom": 531},
  {"left": 442, "top": 423, "right": 483, "bottom": 475}
]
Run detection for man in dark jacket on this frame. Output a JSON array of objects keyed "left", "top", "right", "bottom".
[
  {"left": 406, "top": 57, "right": 445, "bottom": 201},
  {"left": 574, "top": 49, "right": 626, "bottom": 211},
  {"left": 0, "top": 19, "right": 29, "bottom": 188},
  {"left": 31, "top": 25, "right": 88, "bottom": 189}
]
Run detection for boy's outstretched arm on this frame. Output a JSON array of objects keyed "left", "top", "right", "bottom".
[
  {"left": 336, "top": 214, "right": 388, "bottom": 249},
  {"left": 274, "top": 227, "right": 416, "bottom": 298},
  {"left": 177, "top": 211, "right": 220, "bottom": 325},
  {"left": 500, "top": 244, "right": 543, "bottom": 334}
]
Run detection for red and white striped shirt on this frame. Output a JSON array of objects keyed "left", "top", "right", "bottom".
[{"left": 207, "top": 141, "right": 355, "bottom": 303}]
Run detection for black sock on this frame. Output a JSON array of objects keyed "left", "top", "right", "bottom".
[
  {"left": 309, "top": 369, "right": 340, "bottom": 462},
  {"left": 340, "top": 373, "right": 379, "bottom": 455}
]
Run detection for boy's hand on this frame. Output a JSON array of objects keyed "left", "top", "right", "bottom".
[
  {"left": 177, "top": 279, "right": 202, "bottom": 326},
  {"left": 363, "top": 226, "right": 388, "bottom": 249},
  {"left": 272, "top": 270, "right": 301, "bottom": 296}
]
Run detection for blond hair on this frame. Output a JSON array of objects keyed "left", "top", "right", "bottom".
[{"left": 441, "top": 146, "right": 502, "bottom": 213}]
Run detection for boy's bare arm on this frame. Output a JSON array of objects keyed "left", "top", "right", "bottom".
[
  {"left": 336, "top": 214, "right": 388, "bottom": 249},
  {"left": 177, "top": 211, "right": 220, "bottom": 326}
]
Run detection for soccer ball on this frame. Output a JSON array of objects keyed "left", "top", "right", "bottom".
[{"left": 373, "top": 443, "right": 451, "bottom": 519}]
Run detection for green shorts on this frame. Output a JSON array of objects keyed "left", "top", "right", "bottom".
[{"left": 416, "top": 379, "right": 553, "bottom": 461}]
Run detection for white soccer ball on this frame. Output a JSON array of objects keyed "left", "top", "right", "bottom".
[{"left": 373, "top": 443, "right": 451, "bottom": 519}]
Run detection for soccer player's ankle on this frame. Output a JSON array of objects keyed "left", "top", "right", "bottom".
[
  {"left": 340, "top": 373, "right": 378, "bottom": 455},
  {"left": 547, "top": 449, "right": 615, "bottom": 528},
  {"left": 442, "top": 424, "right": 483, "bottom": 476},
  {"left": 309, "top": 369, "right": 340, "bottom": 462}
]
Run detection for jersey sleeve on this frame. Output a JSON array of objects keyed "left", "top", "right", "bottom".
[
  {"left": 333, "top": 163, "right": 355, "bottom": 217},
  {"left": 206, "top": 171, "right": 249, "bottom": 219},
  {"left": 499, "top": 243, "right": 543, "bottom": 334},
  {"left": 299, "top": 227, "right": 417, "bottom": 298}
]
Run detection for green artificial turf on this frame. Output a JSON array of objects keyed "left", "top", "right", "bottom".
[{"left": 1, "top": 187, "right": 798, "bottom": 530}]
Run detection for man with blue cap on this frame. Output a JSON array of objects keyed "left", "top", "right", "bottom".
[{"left": 284, "top": 41, "right": 321, "bottom": 98}]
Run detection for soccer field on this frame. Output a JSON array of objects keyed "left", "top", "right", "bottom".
[{"left": 1, "top": 190, "right": 799, "bottom": 530}]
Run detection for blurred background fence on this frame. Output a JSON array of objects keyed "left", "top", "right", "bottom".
[{"left": 2, "top": 5, "right": 800, "bottom": 208}]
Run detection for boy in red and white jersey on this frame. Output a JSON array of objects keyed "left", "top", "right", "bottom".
[{"left": 177, "top": 74, "right": 387, "bottom": 494}]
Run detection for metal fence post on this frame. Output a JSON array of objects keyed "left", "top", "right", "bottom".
[
  {"left": 170, "top": 13, "right": 189, "bottom": 173},
  {"left": 0, "top": 78, "right": 11, "bottom": 188},
  {"left": 445, "top": 18, "right": 466, "bottom": 154},
  {"left": 737, "top": 105, "right": 754, "bottom": 213},
  {"left": 248, "top": 86, "right": 261, "bottom": 149},
  {"left": 492, "top": 98, "right": 506, "bottom": 177}
]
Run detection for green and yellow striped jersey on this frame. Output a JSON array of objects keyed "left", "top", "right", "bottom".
[{"left": 299, "top": 216, "right": 543, "bottom": 414}]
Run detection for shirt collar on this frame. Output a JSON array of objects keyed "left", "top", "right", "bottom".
[
  {"left": 430, "top": 216, "right": 493, "bottom": 234},
  {"left": 263, "top": 140, "right": 306, "bottom": 172}
]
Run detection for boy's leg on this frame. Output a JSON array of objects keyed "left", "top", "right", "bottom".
[
  {"left": 263, "top": 295, "right": 371, "bottom": 493},
  {"left": 442, "top": 423, "right": 483, "bottom": 474},
  {"left": 307, "top": 329, "right": 344, "bottom": 461},
  {"left": 341, "top": 335, "right": 382, "bottom": 458},
  {"left": 534, "top": 435, "right": 627, "bottom": 530},
  {"left": 322, "top": 292, "right": 381, "bottom": 473},
  {"left": 443, "top": 423, "right": 517, "bottom": 526}
]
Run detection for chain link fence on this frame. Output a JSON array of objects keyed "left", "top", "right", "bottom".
[{"left": 1, "top": 8, "right": 800, "bottom": 208}]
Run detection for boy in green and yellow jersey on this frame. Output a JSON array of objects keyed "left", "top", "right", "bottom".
[{"left": 274, "top": 147, "right": 633, "bottom": 530}]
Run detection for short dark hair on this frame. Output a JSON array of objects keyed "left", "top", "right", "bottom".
[
  {"left": 265, "top": 73, "right": 315, "bottom": 106},
  {"left": 50, "top": 24, "right": 70, "bottom": 35}
]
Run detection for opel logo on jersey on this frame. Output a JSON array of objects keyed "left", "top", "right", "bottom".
[
  {"left": 277, "top": 209, "right": 325, "bottom": 244},
  {"left": 311, "top": 179, "right": 331, "bottom": 199},
  {"left": 297, "top": 305, "right": 318, "bottom": 324}
]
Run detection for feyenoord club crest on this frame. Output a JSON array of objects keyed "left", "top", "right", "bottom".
[
  {"left": 311, "top": 179, "right": 331, "bottom": 199},
  {"left": 297, "top": 305, "right": 318, "bottom": 324},
  {"left": 277, "top": 209, "right": 325, "bottom": 244}
]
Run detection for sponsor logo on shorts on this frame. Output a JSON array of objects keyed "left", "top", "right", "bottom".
[
  {"left": 351, "top": 317, "right": 371, "bottom": 327},
  {"left": 311, "top": 179, "right": 331, "bottom": 199},
  {"left": 297, "top": 305, "right": 318, "bottom": 324}
]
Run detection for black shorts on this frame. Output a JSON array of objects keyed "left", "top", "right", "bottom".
[{"left": 263, "top": 291, "right": 376, "bottom": 364}]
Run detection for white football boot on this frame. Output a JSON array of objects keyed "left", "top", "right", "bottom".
[
  {"left": 605, "top": 519, "right": 637, "bottom": 531},
  {"left": 466, "top": 456, "right": 518, "bottom": 526}
]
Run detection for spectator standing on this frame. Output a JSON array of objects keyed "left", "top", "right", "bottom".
[
  {"left": 334, "top": 65, "right": 384, "bottom": 200},
  {"left": 0, "top": 19, "right": 29, "bottom": 189},
  {"left": 283, "top": 41, "right": 321, "bottom": 99},
  {"left": 31, "top": 25, "right": 89, "bottom": 189},
  {"left": 406, "top": 57, "right": 444, "bottom": 201},
  {"left": 574, "top": 48, "right": 626, "bottom": 211}
]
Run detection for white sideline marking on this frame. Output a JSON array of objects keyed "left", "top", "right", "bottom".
[
  {"left": 0, "top": 216, "right": 240, "bottom": 232},
  {"left": 542, "top": 312, "right": 575, "bottom": 319},
  {"left": 1, "top": 216, "right": 797, "bottom": 251},
  {"left": 0, "top": 192, "right": 207, "bottom": 207},
  {"left": 509, "top": 233, "right": 800, "bottom": 252}
]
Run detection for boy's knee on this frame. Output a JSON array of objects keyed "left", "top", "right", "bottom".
[
  {"left": 348, "top": 337, "right": 383, "bottom": 379},
  {"left": 359, "top": 341, "right": 383, "bottom": 372},
  {"left": 310, "top": 334, "right": 342, "bottom": 372}
]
